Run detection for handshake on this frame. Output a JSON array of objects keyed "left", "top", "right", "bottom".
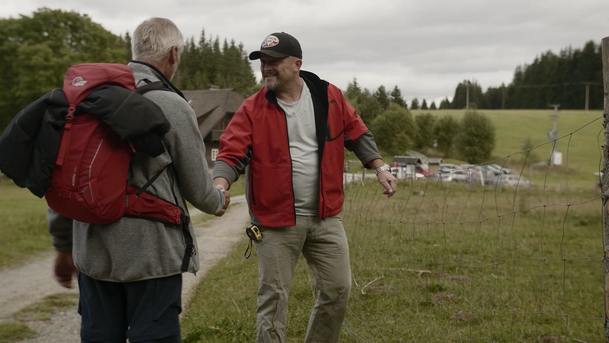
[{"left": 213, "top": 177, "right": 231, "bottom": 216}]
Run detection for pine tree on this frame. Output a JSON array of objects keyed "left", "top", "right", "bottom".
[
  {"left": 374, "top": 85, "right": 390, "bottom": 111},
  {"left": 345, "top": 78, "right": 362, "bottom": 101},
  {"left": 421, "top": 99, "right": 428, "bottom": 110},
  {"left": 439, "top": 98, "right": 451, "bottom": 109},
  {"left": 124, "top": 32, "right": 132, "bottom": 60},
  {"left": 410, "top": 98, "right": 419, "bottom": 110},
  {"left": 390, "top": 85, "right": 407, "bottom": 108}
]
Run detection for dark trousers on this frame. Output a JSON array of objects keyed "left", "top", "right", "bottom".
[{"left": 78, "top": 273, "right": 182, "bottom": 343}]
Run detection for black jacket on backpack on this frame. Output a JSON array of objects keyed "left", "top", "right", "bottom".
[{"left": 0, "top": 85, "right": 171, "bottom": 197}]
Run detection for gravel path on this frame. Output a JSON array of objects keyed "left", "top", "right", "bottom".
[{"left": 0, "top": 196, "right": 249, "bottom": 342}]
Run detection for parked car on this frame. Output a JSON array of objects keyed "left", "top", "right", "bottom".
[
  {"left": 496, "top": 174, "right": 532, "bottom": 188},
  {"left": 390, "top": 166, "right": 425, "bottom": 180},
  {"left": 451, "top": 169, "right": 468, "bottom": 182},
  {"left": 438, "top": 169, "right": 468, "bottom": 183},
  {"left": 488, "top": 164, "right": 512, "bottom": 174},
  {"left": 438, "top": 163, "right": 459, "bottom": 174},
  {"left": 481, "top": 165, "right": 504, "bottom": 185}
]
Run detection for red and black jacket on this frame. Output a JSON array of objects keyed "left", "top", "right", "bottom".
[{"left": 215, "top": 70, "right": 371, "bottom": 228}]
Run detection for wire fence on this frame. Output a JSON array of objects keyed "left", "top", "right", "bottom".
[
  {"left": 339, "top": 112, "right": 604, "bottom": 341},
  {"left": 180, "top": 39, "right": 609, "bottom": 343}
]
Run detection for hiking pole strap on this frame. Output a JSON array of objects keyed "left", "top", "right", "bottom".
[
  {"left": 180, "top": 210, "right": 194, "bottom": 272},
  {"left": 136, "top": 164, "right": 171, "bottom": 196}
]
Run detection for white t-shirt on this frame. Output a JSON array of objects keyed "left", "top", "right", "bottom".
[{"left": 277, "top": 80, "right": 319, "bottom": 216}]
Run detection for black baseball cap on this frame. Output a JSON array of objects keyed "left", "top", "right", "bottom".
[{"left": 249, "top": 32, "right": 302, "bottom": 60}]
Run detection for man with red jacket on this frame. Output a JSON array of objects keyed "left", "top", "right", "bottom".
[{"left": 213, "top": 32, "right": 396, "bottom": 342}]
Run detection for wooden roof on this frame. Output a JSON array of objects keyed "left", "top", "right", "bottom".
[{"left": 183, "top": 89, "right": 244, "bottom": 138}]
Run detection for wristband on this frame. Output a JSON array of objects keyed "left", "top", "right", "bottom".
[{"left": 375, "top": 163, "right": 391, "bottom": 175}]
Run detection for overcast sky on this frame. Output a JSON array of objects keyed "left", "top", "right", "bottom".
[{"left": 1, "top": 0, "right": 607, "bottom": 104}]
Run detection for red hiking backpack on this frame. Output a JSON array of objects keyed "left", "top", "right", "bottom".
[{"left": 45, "top": 63, "right": 183, "bottom": 225}]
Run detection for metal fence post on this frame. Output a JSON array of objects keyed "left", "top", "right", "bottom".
[{"left": 601, "top": 36, "right": 609, "bottom": 343}]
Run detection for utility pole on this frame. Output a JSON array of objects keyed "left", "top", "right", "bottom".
[
  {"left": 501, "top": 85, "right": 507, "bottom": 109},
  {"left": 548, "top": 104, "right": 561, "bottom": 166},
  {"left": 601, "top": 35, "right": 609, "bottom": 343},
  {"left": 548, "top": 104, "right": 560, "bottom": 141}
]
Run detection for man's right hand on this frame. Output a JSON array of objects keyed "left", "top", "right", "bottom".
[
  {"left": 54, "top": 251, "right": 76, "bottom": 288},
  {"left": 214, "top": 177, "right": 231, "bottom": 216}
]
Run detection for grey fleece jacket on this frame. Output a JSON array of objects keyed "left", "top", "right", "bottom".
[{"left": 49, "top": 62, "right": 224, "bottom": 282}]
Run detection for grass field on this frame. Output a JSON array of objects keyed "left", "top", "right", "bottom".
[
  {"left": 181, "top": 109, "right": 606, "bottom": 341},
  {"left": 0, "top": 179, "right": 50, "bottom": 268},
  {"left": 0, "top": 176, "right": 246, "bottom": 269},
  {"left": 0, "top": 109, "right": 605, "bottom": 341},
  {"left": 411, "top": 109, "right": 604, "bottom": 190},
  {"left": 182, "top": 179, "right": 602, "bottom": 342},
  {"left": 0, "top": 110, "right": 601, "bottom": 269}
]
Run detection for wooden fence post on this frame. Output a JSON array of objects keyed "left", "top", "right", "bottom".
[{"left": 601, "top": 36, "right": 609, "bottom": 343}]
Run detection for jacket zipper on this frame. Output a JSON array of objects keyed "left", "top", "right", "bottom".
[{"left": 278, "top": 106, "right": 297, "bottom": 224}]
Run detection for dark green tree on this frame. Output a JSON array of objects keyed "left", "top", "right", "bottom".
[
  {"left": 455, "top": 110, "right": 495, "bottom": 163},
  {"left": 483, "top": 84, "right": 507, "bottom": 109},
  {"left": 357, "top": 89, "right": 383, "bottom": 125},
  {"left": 173, "top": 29, "right": 256, "bottom": 95},
  {"left": 473, "top": 40, "right": 603, "bottom": 109},
  {"left": 370, "top": 103, "right": 416, "bottom": 156},
  {"left": 430, "top": 101, "right": 437, "bottom": 110},
  {"left": 344, "top": 80, "right": 383, "bottom": 126},
  {"left": 420, "top": 99, "right": 428, "bottom": 110},
  {"left": 433, "top": 115, "right": 460, "bottom": 157},
  {"left": 0, "top": 8, "right": 128, "bottom": 129},
  {"left": 410, "top": 98, "right": 419, "bottom": 110},
  {"left": 390, "top": 85, "right": 407, "bottom": 108},
  {"left": 451, "top": 80, "right": 485, "bottom": 109},
  {"left": 439, "top": 98, "right": 451, "bottom": 109},
  {"left": 374, "top": 85, "right": 390, "bottom": 111},
  {"left": 414, "top": 113, "right": 436, "bottom": 150},
  {"left": 124, "top": 31, "right": 132, "bottom": 61},
  {"left": 345, "top": 78, "right": 362, "bottom": 100}
]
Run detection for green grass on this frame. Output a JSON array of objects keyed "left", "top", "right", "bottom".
[
  {"left": 0, "top": 179, "right": 50, "bottom": 268},
  {"left": 0, "top": 175, "right": 246, "bottom": 269},
  {"left": 189, "top": 177, "right": 246, "bottom": 227},
  {"left": 14, "top": 293, "right": 77, "bottom": 322},
  {"left": 1, "top": 110, "right": 600, "bottom": 270},
  {"left": 0, "top": 292, "right": 77, "bottom": 341},
  {"left": 411, "top": 109, "right": 603, "bottom": 190},
  {"left": 0, "top": 322, "right": 35, "bottom": 343},
  {"left": 181, "top": 180, "right": 602, "bottom": 342},
  {"left": 0, "top": 109, "right": 605, "bottom": 340},
  {"left": 228, "top": 176, "right": 245, "bottom": 197}
]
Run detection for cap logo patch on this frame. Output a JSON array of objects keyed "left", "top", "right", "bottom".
[
  {"left": 71, "top": 76, "right": 87, "bottom": 87},
  {"left": 261, "top": 35, "right": 279, "bottom": 49}
]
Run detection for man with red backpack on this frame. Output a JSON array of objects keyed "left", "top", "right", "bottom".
[{"left": 45, "top": 18, "right": 229, "bottom": 342}]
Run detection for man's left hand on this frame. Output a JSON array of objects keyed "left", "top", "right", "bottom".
[
  {"left": 54, "top": 251, "right": 76, "bottom": 288},
  {"left": 377, "top": 170, "right": 397, "bottom": 197}
]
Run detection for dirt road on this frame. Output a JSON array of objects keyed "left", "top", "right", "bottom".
[{"left": 0, "top": 196, "right": 249, "bottom": 342}]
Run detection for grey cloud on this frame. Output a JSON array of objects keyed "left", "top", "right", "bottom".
[{"left": 1, "top": 0, "right": 607, "bottom": 101}]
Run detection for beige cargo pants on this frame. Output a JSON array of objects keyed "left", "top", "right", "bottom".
[{"left": 255, "top": 215, "right": 351, "bottom": 343}]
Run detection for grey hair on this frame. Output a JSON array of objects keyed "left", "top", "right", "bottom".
[{"left": 131, "top": 17, "right": 184, "bottom": 63}]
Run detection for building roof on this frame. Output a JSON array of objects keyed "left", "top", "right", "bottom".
[
  {"left": 183, "top": 89, "right": 244, "bottom": 138},
  {"left": 393, "top": 155, "right": 422, "bottom": 165}
]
